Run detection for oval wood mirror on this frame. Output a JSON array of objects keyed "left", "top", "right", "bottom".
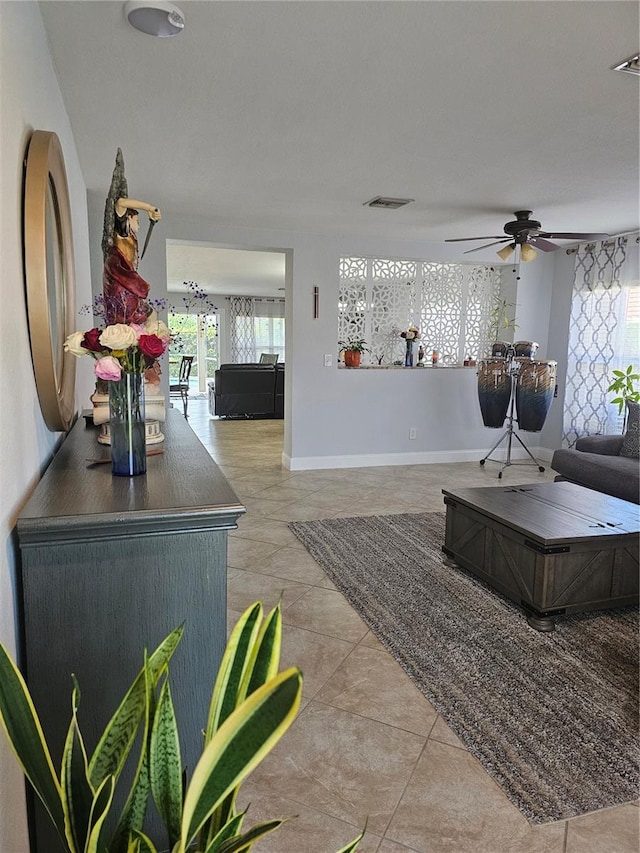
[{"left": 24, "top": 130, "right": 76, "bottom": 431}]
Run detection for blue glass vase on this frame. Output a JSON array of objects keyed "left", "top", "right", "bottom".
[
  {"left": 405, "top": 338, "right": 414, "bottom": 367},
  {"left": 108, "top": 371, "right": 146, "bottom": 476}
]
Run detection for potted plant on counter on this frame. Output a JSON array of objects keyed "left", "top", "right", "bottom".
[{"left": 338, "top": 338, "right": 369, "bottom": 368}]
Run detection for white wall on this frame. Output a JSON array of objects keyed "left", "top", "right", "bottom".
[
  {"left": 116, "top": 214, "right": 556, "bottom": 467},
  {"left": 0, "top": 5, "right": 92, "bottom": 850}
]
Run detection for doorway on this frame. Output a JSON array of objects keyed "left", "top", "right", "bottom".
[{"left": 168, "top": 312, "right": 218, "bottom": 394}]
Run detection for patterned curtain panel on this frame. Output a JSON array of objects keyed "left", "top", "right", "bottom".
[
  {"left": 562, "top": 236, "right": 639, "bottom": 446},
  {"left": 229, "top": 296, "right": 256, "bottom": 363}
]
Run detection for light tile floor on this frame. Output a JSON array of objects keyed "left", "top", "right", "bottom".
[{"left": 186, "top": 399, "right": 640, "bottom": 853}]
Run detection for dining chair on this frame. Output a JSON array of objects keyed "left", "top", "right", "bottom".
[{"left": 169, "top": 355, "right": 194, "bottom": 418}]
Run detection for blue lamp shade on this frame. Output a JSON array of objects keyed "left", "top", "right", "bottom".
[{"left": 124, "top": 1, "right": 185, "bottom": 37}]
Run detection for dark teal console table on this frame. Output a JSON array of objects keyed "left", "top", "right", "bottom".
[{"left": 17, "top": 410, "right": 245, "bottom": 852}]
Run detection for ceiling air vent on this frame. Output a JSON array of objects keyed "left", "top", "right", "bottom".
[
  {"left": 364, "top": 196, "right": 414, "bottom": 210},
  {"left": 611, "top": 53, "right": 640, "bottom": 76}
]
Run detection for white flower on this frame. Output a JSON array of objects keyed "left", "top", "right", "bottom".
[
  {"left": 99, "top": 324, "right": 137, "bottom": 351},
  {"left": 143, "top": 310, "right": 171, "bottom": 342},
  {"left": 63, "top": 331, "right": 89, "bottom": 357}
]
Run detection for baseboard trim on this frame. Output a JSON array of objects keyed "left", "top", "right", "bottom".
[{"left": 282, "top": 446, "right": 555, "bottom": 471}]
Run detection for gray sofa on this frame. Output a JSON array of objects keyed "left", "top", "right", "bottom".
[{"left": 551, "top": 434, "right": 639, "bottom": 504}]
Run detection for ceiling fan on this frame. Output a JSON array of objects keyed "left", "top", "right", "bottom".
[{"left": 445, "top": 210, "right": 610, "bottom": 262}]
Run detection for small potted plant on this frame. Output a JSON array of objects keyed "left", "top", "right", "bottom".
[
  {"left": 608, "top": 364, "right": 640, "bottom": 431},
  {"left": 339, "top": 337, "right": 369, "bottom": 368},
  {"left": 488, "top": 297, "right": 518, "bottom": 345}
]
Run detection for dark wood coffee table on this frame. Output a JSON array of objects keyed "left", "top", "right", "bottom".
[{"left": 441, "top": 481, "right": 639, "bottom": 631}]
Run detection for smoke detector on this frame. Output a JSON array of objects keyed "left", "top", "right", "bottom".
[
  {"left": 125, "top": 1, "right": 185, "bottom": 37},
  {"left": 364, "top": 196, "right": 415, "bottom": 210}
]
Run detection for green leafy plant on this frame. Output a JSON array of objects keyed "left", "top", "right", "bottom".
[
  {"left": 338, "top": 338, "right": 369, "bottom": 354},
  {"left": 0, "top": 602, "right": 363, "bottom": 853},
  {"left": 488, "top": 298, "right": 518, "bottom": 342},
  {"left": 607, "top": 364, "right": 640, "bottom": 430}
]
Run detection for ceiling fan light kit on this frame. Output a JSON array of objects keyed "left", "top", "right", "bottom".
[
  {"left": 124, "top": 0, "right": 185, "bottom": 37},
  {"left": 496, "top": 244, "right": 515, "bottom": 262},
  {"left": 519, "top": 243, "right": 538, "bottom": 262},
  {"left": 445, "top": 210, "right": 610, "bottom": 262}
]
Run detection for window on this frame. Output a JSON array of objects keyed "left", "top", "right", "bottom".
[
  {"left": 168, "top": 312, "right": 218, "bottom": 392},
  {"left": 229, "top": 296, "right": 285, "bottom": 363},
  {"left": 563, "top": 236, "right": 639, "bottom": 445},
  {"left": 338, "top": 257, "right": 505, "bottom": 365},
  {"left": 254, "top": 316, "right": 285, "bottom": 362}
]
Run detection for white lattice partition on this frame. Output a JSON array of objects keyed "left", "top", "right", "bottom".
[
  {"left": 370, "top": 259, "right": 417, "bottom": 364},
  {"left": 370, "top": 282, "right": 413, "bottom": 364},
  {"left": 466, "top": 265, "right": 502, "bottom": 361},
  {"left": 338, "top": 258, "right": 367, "bottom": 353},
  {"left": 339, "top": 256, "right": 503, "bottom": 366},
  {"left": 420, "top": 263, "right": 463, "bottom": 365},
  {"left": 563, "top": 238, "right": 631, "bottom": 446}
]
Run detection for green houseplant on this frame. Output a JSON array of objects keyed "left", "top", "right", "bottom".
[
  {"left": 607, "top": 364, "right": 640, "bottom": 431},
  {"left": 0, "top": 602, "right": 362, "bottom": 853},
  {"left": 338, "top": 338, "right": 369, "bottom": 368},
  {"left": 488, "top": 298, "right": 518, "bottom": 344}
]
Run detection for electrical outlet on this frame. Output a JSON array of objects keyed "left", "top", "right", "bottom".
[
  {"left": 324, "top": 354, "right": 333, "bottom": 367},
  {"left": 409, "top": 427, "right": 417, "bottom": 439}
]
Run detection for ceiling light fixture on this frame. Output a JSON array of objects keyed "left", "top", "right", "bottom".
[
  {"left": 496, "top": 242, "right": 538, "bottom": 262},
  {"left": 496, "top": 243, "right": 515, "bottom": 262},
  {"left": 519, "top": 243, "right": 538, "bottom": 262},
  {"left": 124, "top": 0, "right": 185, "bottom": 37}
]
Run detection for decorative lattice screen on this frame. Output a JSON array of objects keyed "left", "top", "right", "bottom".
[{"left": 338, "top": 257, "right": 503, "bottom": 365}]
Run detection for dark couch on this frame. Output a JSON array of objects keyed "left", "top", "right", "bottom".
[
  {"left": 551, "top": 434, "right": 639, "bottom": 504},
  {"left": 211, "top": 363, "right": 284, "bottom": 418}
]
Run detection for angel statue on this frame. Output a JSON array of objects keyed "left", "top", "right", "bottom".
[
  {"left": 90, "top": 150, "right": 167, "bottom": 445},
  {"left": 102, "top": 149, "right": 162, "bottom": 325}
]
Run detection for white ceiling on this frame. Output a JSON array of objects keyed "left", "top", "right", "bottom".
[
  {"left": 39, "top": 1, "right": 639, "bottom": 297},
  {"left": 166, "top": 243, "right": 286, "bottom": 298}
]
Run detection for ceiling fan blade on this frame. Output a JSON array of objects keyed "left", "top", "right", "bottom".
[
  {"left": 463, "top": 239, "right": 511, "bottom": 253},
  {"left": 445, "top": 236, "right": 505, "bottom": 242},
  {"left": 530, "top": 237, "right": 560, "bottom": 252},
  {"left": 542, "top": 232, "right": 610, "bottom": 240}
]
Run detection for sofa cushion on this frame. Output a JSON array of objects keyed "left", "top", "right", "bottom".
[
  {"left": 551, "top": 448, "right": 639, "bottom": 503},
  {"left": 620, "top": 400, "right": 639, "bottom": 459},
  {"left": 574, "top": 434, "right": 623, "bottom": 456}
]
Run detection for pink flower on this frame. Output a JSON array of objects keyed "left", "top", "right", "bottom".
[
  {"left": 129, "top": 323, "right": 146, "bottom": 340},
  {"left": 94, "top": 356, "right": 123, "bottom": 381}
]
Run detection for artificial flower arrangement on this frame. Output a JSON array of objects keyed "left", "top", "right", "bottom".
[
  {"left": 400, "top": 325, "right": 421, "bottom": 341},
  {"left": 64, "top": 313, "right": 171, "bottom": 381}
]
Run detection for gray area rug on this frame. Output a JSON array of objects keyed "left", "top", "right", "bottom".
[{"left": 288, "top": 512, "right": 639, "bottom": 825}]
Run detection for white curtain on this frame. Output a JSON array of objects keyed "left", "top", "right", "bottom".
[
  {"left": 562, "top": 236, "right": 639, "bottom": 446},
  {"left": 228, "top": 297, "right": 285, "bottom": 362}
]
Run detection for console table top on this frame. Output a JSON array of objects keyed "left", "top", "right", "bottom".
[
  {"left": 442, "top": 481, "right": 639, "bottom": 546},
  {"left": 18, "top": 409, "right": 245, "bottom": 543}
]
